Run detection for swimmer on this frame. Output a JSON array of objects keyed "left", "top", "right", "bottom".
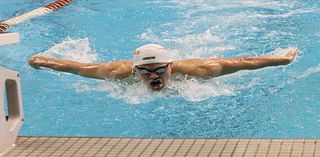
[{"left": 28, "top": 44, "right": 298, "bottom": 91}]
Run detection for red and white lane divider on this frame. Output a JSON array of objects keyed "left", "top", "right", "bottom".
[{"left": 0, "top": 0, "right": 72, "bottom": 33}]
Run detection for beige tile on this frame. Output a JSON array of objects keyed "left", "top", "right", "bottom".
[
  {"left": 185, "top": 152, "right": 198, "bottom": 156},
  {"left": 255, "top": 152, "right": 267, "bottom": 157},
  {"left": 7, "top": 137, "right": 320, "bottom": 157}
]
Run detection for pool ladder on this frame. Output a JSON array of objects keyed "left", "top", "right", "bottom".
[{"left": 0, "top": 32, "right": 24, "bottom": 156}]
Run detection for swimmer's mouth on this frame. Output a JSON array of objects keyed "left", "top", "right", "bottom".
[{"left": 149, "top": 79, "right": 164, "bottom": 90}]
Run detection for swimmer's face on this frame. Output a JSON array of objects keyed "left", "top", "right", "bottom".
[{"left": 135, "top": 63, "right": 172, "bottom": 91}]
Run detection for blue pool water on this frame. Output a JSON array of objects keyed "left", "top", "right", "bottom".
[{"left": 0, "top": 0, "right": 319, "bottom": 138}]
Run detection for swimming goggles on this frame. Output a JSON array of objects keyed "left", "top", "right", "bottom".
[{"left": 136, "top": 64, "right": 169, "bottom": 75}]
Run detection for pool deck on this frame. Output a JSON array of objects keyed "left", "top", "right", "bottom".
[{"left": 2, "top": 137, "right": 319, "bottom": 157}]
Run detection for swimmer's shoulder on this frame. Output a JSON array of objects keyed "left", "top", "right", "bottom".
[{"left": 172, "top": 58, "right": 219, "bottom": 68}]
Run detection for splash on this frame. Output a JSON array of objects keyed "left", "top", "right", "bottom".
[
  {"left": 74, "top": 80, "right": 165, "bottom": 104},
  {"left": 139, "top": 28, "right": 234, "bottom": 58},
  {"left": 170, "top": 0, "right": 294, "bottom": 11},
  {"left": 139, "top": 29, "right": 224, "bottom": 47},
  {"left": 168, "top": 0, "right": 297, "bottom": 19},
  {"left": 73, "top": 76, "right": 235, "bottom": 104},
  {"left": 167, "top": 77, "right": 235, "bottom": 102},
  {"left": 267, "top": 47, "right": 297, "bottom": 56},
  {"left": 38, "top": 37, "right": 98, "bottom": 63},
  {"left": 298, "top": 65, "right": 320, "bottom": 79}
]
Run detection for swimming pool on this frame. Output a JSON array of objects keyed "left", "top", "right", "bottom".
[{"left": 0, "top": 0, "right": 319, "bottom": 138}]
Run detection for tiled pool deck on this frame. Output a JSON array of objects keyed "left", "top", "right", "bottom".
[{"left": 3, "top": 137, "right": 319, "bottom": 157}]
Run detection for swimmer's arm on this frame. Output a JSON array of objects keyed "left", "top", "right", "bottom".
[
  {"left": 172, "top": 59, "right": 223, "bottom": 79},
  {"left": 28, "top": 55, "right": 134, "bottom": 80},
  {"left": 214, "top": 48, "right": 298, "bottom": 76},
  {"left": 172, "top": 48, "right": 298, "bottom": 78}
]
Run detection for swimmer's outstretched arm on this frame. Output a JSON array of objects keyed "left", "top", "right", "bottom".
[
  {"left": 28, "top": 55, "right": 134, "bottom": 80},
  {"left": 172, "top": 47, "right": 299, "bottom": 78}
]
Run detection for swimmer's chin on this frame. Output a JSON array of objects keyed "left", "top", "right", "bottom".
[
  {"left": 148, "top": 79, "right": 165, "bottom": 91},
  {"left": 149, "top": 84, "right": 165, "bottom": 91},
  {"left": 150, "top": 86, "right": 164, "bottom": 91}
]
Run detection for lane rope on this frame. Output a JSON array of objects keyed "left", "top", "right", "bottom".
[{"left": 0, "top": 0, "right": 72, "bottom": 33}]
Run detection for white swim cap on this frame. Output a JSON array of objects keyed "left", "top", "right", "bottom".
[{"left": 133, "top": 44, "right": 172, "bottom": 66}]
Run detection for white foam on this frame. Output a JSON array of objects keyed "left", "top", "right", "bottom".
[
  {"left": 139, "top": 28, "right": 223, "bottom": 44},
  {"left": 268, "top": 47, "right": 298, "bottom": 56},
  {"left": 175, "top": 29, "right": 223, "bottom": 44},
  {"left": 169, "top": 0, "right": 296, "bottom": 16},
  {"left": 138, "top": 28, "right": 160, "bottom": 43},
  {"left": 73, "top": 76, "right": 235, "bottom": 104},
  {"left": 166, "top": 30, "right": 235, "bottom": 58},
  {"left": 74, "top": 80, "right": 164, "bottom": 104},
  {"left": 267, "top": 8, "right": 320, "bottom": 18},
  {"left": 168, "top": 77, "right": 235, "bottom": 102},
  {"left": 74, "top": 81, "right": 97, "bottom": 92},
  {"left": 39, "top": 37, "right": 98, "bottom": 63},
  {"left": 240, "top": 8, "right": 320, "bottom": 20},
  {"left": 139, "top": 29, "right": 234, "bottom": 59},
  {"left": 298, "top": 65, "right": 320, "bottom": 79},
  {"left": 237, "top": 77, "right": 263, "bottom": 90}
]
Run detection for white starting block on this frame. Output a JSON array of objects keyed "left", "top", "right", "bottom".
[
  {"left": 0, "top": 32, "right": 23, "bottom": 156},
  {"left": 0, "top": 33, "right": 20, "bottom": 46},
  {"left": 0, "top": 67, "right": 24, "bottom": 156}
]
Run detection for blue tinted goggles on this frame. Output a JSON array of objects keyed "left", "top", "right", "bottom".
[{"left": 136, "top": 64, "right": 169, "bottom": 75}]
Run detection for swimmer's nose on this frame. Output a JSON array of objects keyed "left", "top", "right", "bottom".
[{"left": 149, "top": 73, "right": 159, "bottom": 79}]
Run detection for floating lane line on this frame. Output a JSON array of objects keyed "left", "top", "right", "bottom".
[{"left": 0, "top": 0, "right": 72, "bottom": 33}]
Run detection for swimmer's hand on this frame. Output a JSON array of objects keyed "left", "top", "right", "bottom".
[
  {"left": 274, "top": 47, "right": 299, "bottom": 64},
  {"left": 28, "top": 55, "right": 47, "bottom": 69},
  {"left": 284, "top": 47, "right": 299, "bottom": 63}
]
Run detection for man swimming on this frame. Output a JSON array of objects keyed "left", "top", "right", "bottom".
[{"left": 28, "top": 44, "right": 298, "bottom": 91}]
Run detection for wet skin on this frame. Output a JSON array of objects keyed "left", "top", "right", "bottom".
[{"left": 134, "top": 63, "right": 173, "bottom": 91}]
